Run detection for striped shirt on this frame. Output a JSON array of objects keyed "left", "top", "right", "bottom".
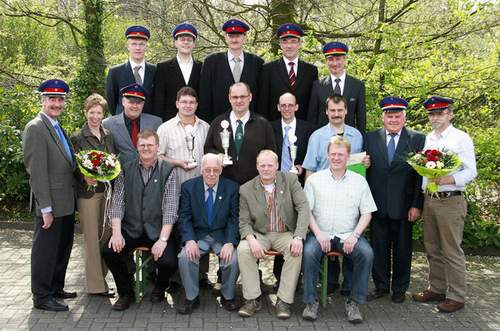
[
  {"left": 157, "top": 114, "right": 209, "bottom": 184},
  {"left": 263, "top": 183, "right": 286, "bottom": 233}
]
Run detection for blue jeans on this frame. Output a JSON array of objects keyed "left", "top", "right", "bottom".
[{"left": 302, "top": 233, "right": 373, "bottom": 304}]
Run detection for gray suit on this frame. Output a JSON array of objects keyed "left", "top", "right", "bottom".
[
  {"left": 23, "top": 112, "right": 76, "bottom": 304},
  {"left": 102, "top": 112, "right": 162, "bottom": 165}
]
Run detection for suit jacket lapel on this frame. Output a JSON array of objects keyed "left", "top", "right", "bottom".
[
  {"left": 144, "top": 63, "right": 154, "bottom": 89},
  {"left": 116, "top": 113, "right": 134, "bottom": 149},
  {"left": 376, "top": 128, "right": 389, "bottom": 166},
  {"left": 295, "top": 60, "right": 305, "bottom": 88},
  {"left": 194, "top": 178, "right": 208, "bottom": 224},
  {"left": 253, "top": 178, "right": 268, "bottom": 211},
  {"left": 323, "top": 76, "right": 333, "bottom": 92},
  {"left": 211, "top": 179, "right": 224, "bottom": 221},
  {"left": 274, "top": 173, "right": 285, "bottom": 210},
  {"left": 40, "top": 114, "right": 73, "bottom": 166},
  {"left": 172, "top": 58, "right": 188, "bottom": 85},
  {"left": 393, "top": 127, "right": 410, "bottom": 165},
  {"left": 124, "top": 61, "right": 136, "bottom": 84},
  {"left": 277, "top": 60, "right": 290, "bottom": 88}
]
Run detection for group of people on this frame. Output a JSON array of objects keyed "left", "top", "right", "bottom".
[{"left": 22, "top": 18, "right": 477, "bottom": 325}]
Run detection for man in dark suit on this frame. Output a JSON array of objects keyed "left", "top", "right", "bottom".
[
  {"left": 23, "top": 79, "right": 77, "bottom": 311},
  {"left": 106, "top": 26, "right": 156, "bottom": 115},
  {"left": 176, "top": 153, "right": 240, "bottom": 314},
  {"left": 204, "top": 82, "right": 277, "bottom": 185},
  {"left": 198, "top": 19, "right": 264, "bottom": 122},
  {"left": 153, "top": 23, "right": 202, "bottom": 121},
  {"left": 103, "top": 84, "right": 162, "bottom": 165},
  {"left": 258, "top": 23, "right": 318, "bottom": 121},
  {"left": 307, "top": 42, "right": 366, "bottom": 134},
  {"left": 364, "top": 96, "right": 425, "bottom": 303}
]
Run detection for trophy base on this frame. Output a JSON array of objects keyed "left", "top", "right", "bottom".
[
  {"left": 223, "top": 159, "right": 233, "bottom": 166},
  {"left": 187, "top": 161, "right": 198, "bottom": 168}
]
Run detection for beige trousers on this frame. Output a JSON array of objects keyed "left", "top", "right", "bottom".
[
  {"left": 423, "top": 195, "right": 467, "bottom": 302},
  {"left": 77, "top": 193, "right": 110, "bottom": 293},
  {"left": 237, "top": 232, "right": 301, "bottom": 304}
]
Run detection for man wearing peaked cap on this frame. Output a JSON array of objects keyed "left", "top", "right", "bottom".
[
  {"left": 308, "top": 41, "right": 367, "bottom": 135},
  {"left": 153, "top": 23, "right": 202, "bottom": 122},
  {"left": 23, "top": 79, "right": 77, "bottom": 311},
  {"left": 198, "top": 19, "right": 264, "bottom": 122},
  {"left": 103, "top": 83, "right": 162, "bottom": 165},
  {"left": 258, "top": 23, "right": 318, "bottom": 121},
  {"left": 106, "top": 25, "right": 156, "bottom": 115},
  {"left": 413, "top": 96, "right": 477, "bottom": 313},
  {"left": 364, "top": 96, "right": 425, "bottom": 304}
]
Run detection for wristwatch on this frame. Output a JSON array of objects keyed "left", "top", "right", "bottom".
[
  {"left": 159, "top": 236, "right": 168, "bottom": 242},
  {"left": 294, "top": 236, "right": 303, "bottom": 241}
]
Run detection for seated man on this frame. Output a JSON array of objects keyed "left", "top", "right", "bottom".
[
  {"left": 102, "top": 129, "right": 179, "bottom": 311},
  {"left": 176, "top": 153, "right": 240, "bottom": 314},
  {"left": 237, "top": 150, "right": 309, "bottom": 319},
  {"left": 302, "top": 137, "right": 376, "bottom": 323}
]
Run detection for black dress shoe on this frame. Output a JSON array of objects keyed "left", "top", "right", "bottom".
[
  {"left": 221, "top": 296, "right": 239, "bottom": 311},
  {"left": 176, "top": 296, "right": 200, "bottom": 314},
  {"left": 391, "top": 292, "right": 406, "bottom": 303},
  {"left": 150, "top": 285, "right": 166, "bottom": 303},
  {"left": 34, "top": 298, "right": 69, "bottom": 311},
  {"left": 90, "top": 291, "right": 115, "bottom": 298},
  {"left": 113, "top": 294, "right": 133, "bottom": 311},
  {"left": 54, "top": 290, "right": 77, "bottom": 299},
  {"left": 367, "top": 288, "right": 389, "bottom": 301}
]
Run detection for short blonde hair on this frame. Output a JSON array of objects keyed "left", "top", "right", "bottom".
[
  {"left": 201, "top": 153, "right": 222, "bottom": 169},
  {"left": 84, "top": 93, "right": 108, "bottom": 113},
  {"left": 327, "top": 136, "right": 351, "bottom": 154},
  {"left": 256, "top": 149, "right": 279, "bottom": 165}
]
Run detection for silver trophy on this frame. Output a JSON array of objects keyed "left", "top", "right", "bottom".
[
  {"left": 184, "top": 125, "right": 197, "bottom": 167},
  {"left": 219, "top": 120, "right": 233, "bottom": 165},
  {"left": 288, "top": 133, "right": 298, "bottom": 174}
]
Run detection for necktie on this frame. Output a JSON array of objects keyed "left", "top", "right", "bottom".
[
  {"left": 387, "top": 133, "right": 397, "bottom": 164},
  {"left": 130, "top": 119, "right": 139, "bottom": 147},
  {"left": 234, "top": 120, "right": 244, "bottom": 157},
  {"left": 206, "top": 187, "right": 214, "bottom": 227},
  {"left": 281, "top": 126, "right": 292, "bottom": 171},
  {"left": 54, "top": 123, "right": 73, "bottom": 164},
  {"left": 232, "top": 57, "right": 242, "bottom": 82},
  {"left": 334, "top": 78, "right": 341, "bottom": 95},
  {"left": 288, "top": 62, "right": 296, "bottom": 87},
  {"left": 133, "top": 66, "right": 142, "bottom": 85}
]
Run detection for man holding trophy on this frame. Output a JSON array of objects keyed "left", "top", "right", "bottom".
[
  {"left": 204, "top": 82, "right": 277, "bottom": 185},
  {"left": 157, "top": 87, "right": 209, "bottom": 184}
]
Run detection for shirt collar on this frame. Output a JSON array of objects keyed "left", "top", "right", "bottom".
[
  {"left": 139, "top": 158, "right": 158, "bottom": 170},
  {"left": 329, "top": 167, "right": 348, "bottom": 181},
  {"left": 40, "top": 111, "right": 58, "bottom": 126},
  {"left": 385, "top": 129, "right": 402, "bottom": 137},
  {"left": 283, "top": 56, "right": 298, "bottom": 67},
  {"left": 230, "top": 110, "right": 250, "bottom": 124},
  {"left": 330, "top": 71, "right": 346, "bottom": 83},
  {"left": 129, "top": 58, "right": 146, "bottom": 69},
  {"left": 174, "top": 113, "right": 199, "bottom": 127},
  {"left": 176, "top": 54, "right": 193, "bottom": 65},
  {"left": 281, "top": 117, "right": 296, "bottom": 131},
  {"left": 227, "top": 50, "right": 243, "bottom": 62},
  {"left": 204, "top": 182, "right": 218, "bottom": 194}
]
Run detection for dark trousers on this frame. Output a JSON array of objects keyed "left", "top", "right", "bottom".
[
  {"left": 328, "top": 255, "right": 353, "bottom": 291},
  {"left": 31, "top": 214, "right": 75, "bottom": 304},
  {"left": 370, "top": 217, "right": 413, "bottom": 294},
  {"left": 102, "top": 232, "right": 178, "bottom": 296}
]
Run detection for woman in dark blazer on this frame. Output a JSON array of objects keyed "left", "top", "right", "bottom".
[{"left": 70, "top": 93, "right": 115, "bottom": 297}]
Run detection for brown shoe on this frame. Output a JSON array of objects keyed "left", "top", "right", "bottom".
[
  {"left": 437, "top": 299, "right": 464, "bottom": 313},
  {"left": 113, "top": 294, "right": 133, "bottom": 311},
  {"left": 412, "top": 289, "right": 445, "bottom": 302},
  {"left": 275, "top": 298, "right": 291, "bottom": 320}
]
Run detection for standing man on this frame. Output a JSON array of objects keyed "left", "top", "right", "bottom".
[
  {"left": 258, "top": 23, "right": 318, "bottom": 121},
  {"left": 413, "top": 96, "right": 477, "bottom": 313},
  {"left": 102, "top": 129, "right": 179, "bottom": 311},
  {"left": 204, "top": 82, "right": 277, "bottom": 185},
  {"left": 307, "top": 42, "right": 366, "bottom": 134},
  {"left": 176, "top": 154, "right": 240, "bottom": 314},
  {"left": 157, "top": 87, "right": 209, "bottom": 184},
  {"left": 365, "top": 97, "right": 425, "bottom": 303},
  {"left": 302, "top": 137, "right": 376, "bottom": 323},
  {"left": 153, "top": 23, "right": 202, "bottom": 121},
  {"left": 198, "top": 19, "right": 264, "bottom": 122},
  {"left": 106, "top": 25, "right": 156, "bottom": 115},
  {"left": 237, "top": 150, "right": 310, "bottom": 319},
  {"left": 103, "top": 84, "right": 162, "bottom": 165},
  {"left": 23, "top": 79, "right": 76, "bottom": 311}
]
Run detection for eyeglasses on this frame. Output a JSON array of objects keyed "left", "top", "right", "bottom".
[
  {"left": 230, "top": 95, "right": 249, "bottom": 101},
  {"left": 129, "top": 42, "right": 147, "bottom": 48},
  {"left": 203, "top": 168, "right": 221, "bottom": 174},
  {"left": 178, "top": 100, "right": 197, "bottom": 105},
  {"left": 279, "top": 104, "right": 296, "bottom": 109}
]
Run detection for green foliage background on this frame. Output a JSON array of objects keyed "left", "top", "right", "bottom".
[{"left": 0, "top": 0, "right": 498, "bottom": 248}]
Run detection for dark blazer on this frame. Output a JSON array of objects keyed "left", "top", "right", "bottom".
[
  {"left": 198, "top": 52, "right": 264, "bottom": 122},
  {"left": 258, "top": 59, "right": 318, "bottom": 121},
  {"left": 22, "top": 113, "right": 76, "bottom": 217},
  {"left": 307, "top": 74, "right": 366, "bottom": 134},
  {"left": 204, "top": 111, "right": 277, "bottom": 185},
  {"left": 152, "top": 57, "right": 202, "bottom": 121},
  {"left": 178, "top": 176, "right": 239, "bottom": 246},
  {"left": 102, "top": 112, "right": 162, "bottom": 165},
  {"left": 271, "top": 119, "right": 316, "bottom": 168},
  {"left": 365, "top": 127, "right": 426, "bottom": 220},
  {"left": 105, "top": 61, "right": 156, "bottom": 115},
  {"left": 70, "top": 124, "right": 116, "bottom": 199}
]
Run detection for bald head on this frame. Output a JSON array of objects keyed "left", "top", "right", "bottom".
[{"left": 277, "top": 92, "right": 299, "bottom": 123}]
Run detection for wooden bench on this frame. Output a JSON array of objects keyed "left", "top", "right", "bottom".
[{"left": 133, "top": 246, "right": 153, "bottom": 302}]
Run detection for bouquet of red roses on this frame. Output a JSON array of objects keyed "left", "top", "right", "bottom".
[
  {"left": 75, "top": 150, "right": 121, "bottom": 190},
  {"left": 407, "top": 149, "right": 461, "bottom": 195}
]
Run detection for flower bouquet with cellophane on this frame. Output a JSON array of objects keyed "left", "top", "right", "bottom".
[{"left": 75, "top": 150, "right": 121, "bottom": 190}]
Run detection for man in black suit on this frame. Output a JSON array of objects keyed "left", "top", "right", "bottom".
[
  {"left": 307, "top": 42, "right": 366, "bottom": 134},
  {"left": 153, "top": 23, "right": 202, "bottom": 121},
  {"left": 198, "top": 19, "right": 264, "bottom": 122},
  {"left": 258, "top": 23, "right": 318, "bottom": 121},
  {"left": 364, "top": 96, "right": 425, "bottom": 303},
  {"left": 106, "top": 26, "right": 156, "bottom": 115}
]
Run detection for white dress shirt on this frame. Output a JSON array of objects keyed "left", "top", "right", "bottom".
[
  {"left": 385, "top": 129, "right": 402, "bottom": 148},
  {"left": 228, "top": 51, "right": 244, "bottom": 72},
  {"left": 177, "top": 54, "right": 194, "bottom": 85},
  {"left": 283, "top": 56, "right": 299, "bottom": 76},
  {"left": 129, "top": 58, "right": 146, "bottom": 83},
  {"left": 422, "top": 124, "right": 477, "bottom": 192},
  {"left": 330, "top": 71, "right": 346, "bottom": 94},
  {"left": 281, "top": 118, "right": 297, "bottom": 140},
  {"left": 229, "top": 110, "right": 250, "bottom": 139}
]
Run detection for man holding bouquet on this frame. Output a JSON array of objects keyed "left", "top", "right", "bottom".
[{"left": 412, "top": 96, "right": 477, "bottom": 313}]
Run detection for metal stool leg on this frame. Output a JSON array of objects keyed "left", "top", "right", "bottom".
[{"left": 321, "top": 255, "right": 328, "bottom": 308}]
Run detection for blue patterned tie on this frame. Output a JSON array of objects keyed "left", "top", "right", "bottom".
[
  {"left": 281, "top": 126, "right": 292, "bottom": 171},
  {"left": 54, "top": 123, "right": 73, "bottom": 164},
  {"left": 387, "top": 133, "right": 396, "bottom": 164},
  {"left": 206, "top": 187, "right": 214, "bottom": 227}
]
